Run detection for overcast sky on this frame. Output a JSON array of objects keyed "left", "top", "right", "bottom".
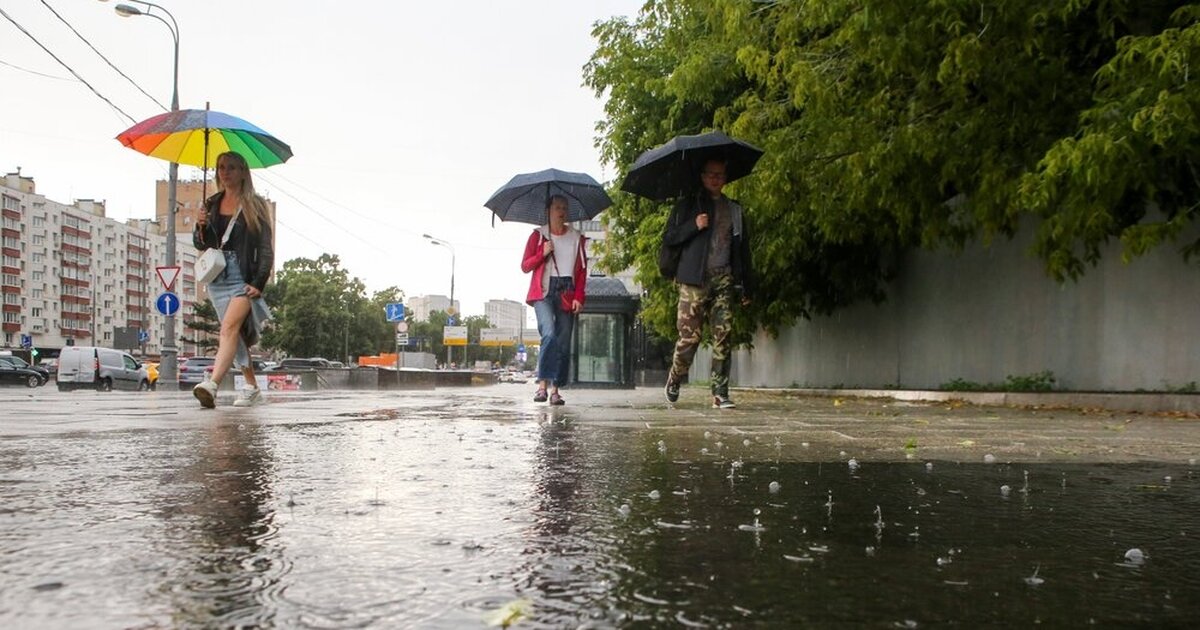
[{"left": 1, "top": 0, "right": 644, "bottom": 323}]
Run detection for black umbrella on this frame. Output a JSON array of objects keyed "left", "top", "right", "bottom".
[
  {"left": 484, "top": 168, "right": 612, "bottom": 225},
  {"left": 621, "top": 131, "right": 764, "bottom": 201}
]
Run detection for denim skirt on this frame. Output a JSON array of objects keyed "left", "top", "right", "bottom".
[{"left": 207, "top": 250, "right": 272, "bottom": 368}]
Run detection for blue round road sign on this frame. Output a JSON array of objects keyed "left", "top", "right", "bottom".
[{"left": 156, "top": 292, "right": 180, "bottom": 316}]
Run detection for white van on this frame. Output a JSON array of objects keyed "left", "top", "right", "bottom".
[{"left": 56, "top": 346, "right": 151, "bottom": 392}]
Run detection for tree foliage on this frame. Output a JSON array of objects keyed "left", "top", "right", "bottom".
[
  {"left": 260, "top": 254, "right": 402, "bottom": 362},
  {"left": 586, "top": 0, "right": 1198, "bottom": 338},
  {"left": 181, "top": 299, "right": 219, "bottom": 355}
]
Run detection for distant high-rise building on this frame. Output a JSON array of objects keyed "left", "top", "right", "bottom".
[
  {"left": 408, "top": 295, "right": 459, "bottom": 322},
  {"left": 2, "top": 170, "right": 201, "bottom": 356},
  {"left": 484, "top": 299, "right": 526, "bottom": 333}
]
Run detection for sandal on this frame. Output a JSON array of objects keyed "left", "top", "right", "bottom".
[
  {"left": 533, "top": 387, "right": 548, "bottom": 403},
  {"left": 549, "top": 392, "right": 565, "bottom": 406}
]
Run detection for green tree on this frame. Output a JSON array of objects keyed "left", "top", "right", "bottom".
[
  {"left": 261, "top": 254, "right": 390, "bottom": 361},
  {"left": 585, "top": 0, "right": 1195, "bottom": 339},
  {"left": 180, "top": 299, "right": 219, "bottom": 355}
]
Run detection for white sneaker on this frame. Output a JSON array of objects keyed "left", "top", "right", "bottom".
[
  {"left": 232, "top": 386, "right": 263, "bottom": 407},
  {"left": 192, "top": 379, "right": 218, "bottom": 409}
]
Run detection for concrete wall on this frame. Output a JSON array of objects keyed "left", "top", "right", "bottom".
[{"left": 697, "top": 225, "right": 1200, "bottom": 392}]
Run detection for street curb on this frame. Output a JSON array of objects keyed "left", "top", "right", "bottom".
[{"left": 739, "top": 387, "right": 1200, "bottom": 415}]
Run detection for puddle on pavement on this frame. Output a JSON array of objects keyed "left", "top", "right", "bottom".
[{"left": 0, "top": 416, "right": 1196, "bottom": 627}]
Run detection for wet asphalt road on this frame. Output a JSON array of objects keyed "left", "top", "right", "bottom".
[
  {"left": 2, "top": 384, "right": 1198, "bottom": 628},
  {"left": 3, "top": 384, "right": 1198, "bottom": 463}
]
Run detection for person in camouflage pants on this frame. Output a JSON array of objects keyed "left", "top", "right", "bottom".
[
  {"left": 671, "top": 273, "right": 736, "bottom": 399},
  {"left": 661, "top": 159, "right": 753, "bottom": 409}
]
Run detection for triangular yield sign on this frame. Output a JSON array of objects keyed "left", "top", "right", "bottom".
[{"left": 156, "top": 265, "right": 181, "bottom": 290}]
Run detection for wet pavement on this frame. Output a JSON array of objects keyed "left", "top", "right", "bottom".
[{"left": 1, "top": 385, "right": 1198, "bottom": 627}]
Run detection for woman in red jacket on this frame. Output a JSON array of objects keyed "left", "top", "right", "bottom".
[{"left": 521, "top": 195, "right": 587, "bottom": 405}]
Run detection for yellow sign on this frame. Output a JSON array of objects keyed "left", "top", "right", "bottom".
[
  {"left": 480, "top": 328, "right": 517, "bottom": 347},
  {"left": 443, "top": 325, "right": 468, "bottom": 346}
]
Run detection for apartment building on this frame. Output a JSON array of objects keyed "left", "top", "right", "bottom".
[
  {"left": 407, "top": 294, "right": 459, "bottom": 322},
  {"left": 1, "top": 170, "right": 201, "bottom": 356},
  {"left": 484, "top": 298, "right": 526, "bottom": 332}
]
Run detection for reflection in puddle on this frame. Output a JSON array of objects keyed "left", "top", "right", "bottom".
[{"left": 0, "top": 417, "right": 1197, "bottom": 627}]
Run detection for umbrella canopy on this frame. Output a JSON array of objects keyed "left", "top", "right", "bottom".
[
  {"left": 116, "top": 108, "right": 293, "bottom": 169},
  {"left": 621, "top": 130, "right": 763, "bottom": 201},
  {"left": 484, "top": 168, "right": 612, "bottom": 225}
]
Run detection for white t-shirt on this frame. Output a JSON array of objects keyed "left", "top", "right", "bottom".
[{"left": 541, "top": 226, "right": 582, "bottom": 293}]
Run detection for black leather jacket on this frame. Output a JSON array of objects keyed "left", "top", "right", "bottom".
[
  {"left": 193, "top": 191, "right": 274, "bottom": 290},
  {"left": 663, "top": 192, "right": 753, "bottom": 296}
]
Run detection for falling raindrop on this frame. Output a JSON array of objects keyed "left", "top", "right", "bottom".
[
  {"left": 874, "top": 505, "right": 885, "bottom": 531},
  {"left": 1020, "top": 470, "right": 1030, "bottom": 494},
  {"left": 769, "top": 481, "right": 781, "bottom": 494},
  {"left": 618, "top": 504, "right": 631, "bottom": 517},
  {"left": 1000, "top": 485, "right": 1012, "bottom": 498},
  {"left": 865, "top": 546, "right": 876, "bottom": 556},
  {"left": 1189, "top": 458, "right": 1197, "bottom": 466},
  {"left": 743, "top": 439, "right": 752, "bottom": 447},
  {"left": 701, "top": 447, "right": 710, "bottom": 455},
  {"left": 984, "top": 454, "right": 996, "bottom": 464},
  {"left": 802, "top": 442, "right": 810, "bottom": 448},
  {"left": 925, "top": 462, "right": 934, "bottom": 471},
  {"left": 704, "top": 431, "right": 712, "bottom": 439},
  {"left": 839, "top": 450, "right": 848, "bottom": 458},
  {"left": 848, "top": 458, "right": 860, "bottom": 471},
  {"left": 648, "top": 490, "right": 661, "bottom": 500},
  {"left": 657, "top": 440, "right": 667, "bottom": 454},
  {"left": 715, "top": 441, "right": 724, "bottom": 449},
  {"left": 1164, "top": 475, "right": 1172, "bottom": 483}
]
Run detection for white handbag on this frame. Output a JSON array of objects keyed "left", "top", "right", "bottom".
[{"left": 196, "top": 207, "right": 241, "bottom": 284}]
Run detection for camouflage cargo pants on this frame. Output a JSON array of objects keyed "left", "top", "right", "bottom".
[{"left": 669, "top": 273, "right": 734, "bottom": 397}]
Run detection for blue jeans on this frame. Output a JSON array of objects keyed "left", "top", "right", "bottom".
[{"left": 534, "top": 277, "right": 575, "bottom": 386}]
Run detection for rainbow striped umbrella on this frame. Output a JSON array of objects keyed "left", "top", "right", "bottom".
[{"left": 116, "top": 107, "right": 292, "bottom": 169}]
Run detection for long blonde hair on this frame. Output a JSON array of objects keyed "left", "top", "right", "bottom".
[{"left": 215, "top": 151, "right": 269, "bottom": 235}]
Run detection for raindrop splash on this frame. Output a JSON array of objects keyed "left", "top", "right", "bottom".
[
  {"left": 1024, "top": 564, "right": 1045, "bottom": 586},
  {"left": 738, "top": 507, "right": 766, "bottom": 532},
  {"left": 1124, "top": 548, "right": 1147, "bottom": 566}
]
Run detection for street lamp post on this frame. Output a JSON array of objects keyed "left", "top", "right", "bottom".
[
  {"left": 106, "top": 0, "right": 181, "bottom": 382},
  {"left": 422, "top": 234, "right": 456, "bottom": 368}
]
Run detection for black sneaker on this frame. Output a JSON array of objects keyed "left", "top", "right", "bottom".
[
  {"left": 712, "top": 395, "right": 736, "bottom": 409},
  {"left": 665, "top": 378, "right": 680, "bottom": 403}
]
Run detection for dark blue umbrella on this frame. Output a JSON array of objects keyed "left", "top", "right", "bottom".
[
  {"left": 621, "top": 130, "right": 763, "bottom": 201},
  {"left": 484, "top": 168, "right": 612, "bottom": 225}
]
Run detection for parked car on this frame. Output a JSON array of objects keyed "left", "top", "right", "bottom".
[
  {"left": 0, "top": 355, "right": 50, "bottom": 386},
  {"left": 273, "top": 357, "right": 331, "bottom": 370},
  {"left": 38, "top": 357, "right": 58, "bottom": 377},
  {"left": 0, "top": 361, "right": 42, "bottom": 388},
  {"left": 56, "top": 346, "right": 151, "bottom": 392},
  {"left": 178, "top": 356, "right": 216, "bottom": 389}
]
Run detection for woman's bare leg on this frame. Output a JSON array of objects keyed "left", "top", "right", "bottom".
[{"left": 211, "top": 297, "right": 251, "bottom": 385}]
